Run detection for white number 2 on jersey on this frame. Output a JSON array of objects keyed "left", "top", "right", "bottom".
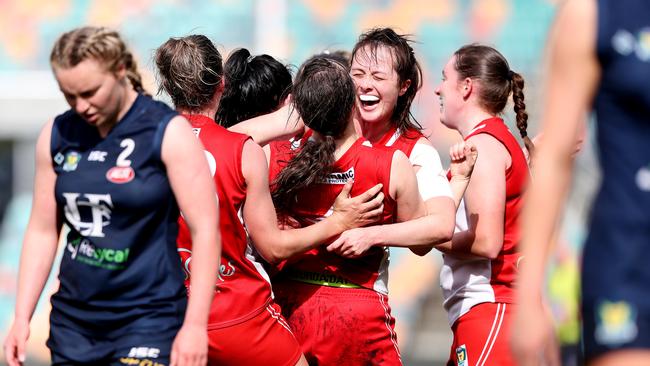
[{"left": 117, "top": 138, "right": 135, "bottom": 167}]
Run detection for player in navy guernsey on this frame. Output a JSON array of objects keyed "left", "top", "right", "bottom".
[
  {"left": 515, "top": 1, "right": 650, "bottom": 365},
  {"left": 3, "top": 27, "right": 221, "bottom": 366}
]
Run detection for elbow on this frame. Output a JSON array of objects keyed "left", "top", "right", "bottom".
[
  {"left": 442, "top": 220, "right": 455, "bottom": 242},
  {"left": 257, "top": 244, "right": 292, "bottom": 265},
  {"left": 473, "top": 237, "right": 501, "bottom": 260},
  {"left": 431, "top": 216, "right": 455, "bottom": 244},
  {"left": 258, "top": 248, "right": 284, "bottom": 265}
]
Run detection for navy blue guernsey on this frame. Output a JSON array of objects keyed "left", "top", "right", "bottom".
[
  {"left": 580, "top": 0, "right": 650, "bottom": 356},
  {"left": 581, "top": 0, "right": 650, "bottom": 361},
  {"left": 592, "top": 0, "right": 650, "bottom": 227},
  {"left": 49, "top": 94, "right": 186, "bottom": 338}
]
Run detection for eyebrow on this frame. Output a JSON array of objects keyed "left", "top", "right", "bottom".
[{"left": 60, "top": 85, "right": 100, "bottom": 97}]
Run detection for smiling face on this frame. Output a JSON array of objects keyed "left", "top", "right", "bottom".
[
  {"left": 434, "top": 55, "right": 466, "bottom": 129},
  {"left": 350, "top": 45, "right": 410, "bottom": 129},
  {"left": 54, "top": 58, "right": 127, "bottom": 134}
]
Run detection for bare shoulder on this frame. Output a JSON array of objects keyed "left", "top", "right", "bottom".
[
  {"left": 467, "top": 133, "right": 509, "bottom": 170},
  {"left": 415, "top": 136, "right": 432, "bottom": 146}
]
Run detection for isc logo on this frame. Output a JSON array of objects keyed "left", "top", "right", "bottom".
[{"left": 127, "top": 347, "right": 160, "bottom": 358}]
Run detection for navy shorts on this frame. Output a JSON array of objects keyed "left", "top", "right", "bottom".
[
  {"left": 581, "top": 222, "right": 650, "bottom": 361},
  {"left": 48, "top": 322, "right": 176, "bottom": 366}
]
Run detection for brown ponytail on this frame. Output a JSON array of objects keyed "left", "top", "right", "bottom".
[
  {"left": 270, "top": 57, "right": 354, "bottom": 218},
  {"left": 511, "top": 71, "right": 534, "bottom": 155},
  {"left": 271, "top": 136, "right": 337, "bottom": 215},
  {"left": 123, "top": 50, "right": 145, "bottom": 94}
]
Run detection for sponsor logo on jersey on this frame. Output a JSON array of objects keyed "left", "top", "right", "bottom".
[
  {"left": 319, "top": 167, "right": 355, "bottom": 184},
  {"left": 67, "top": 237, "right": 130, "bottom": 270},
  {"left": 63, "top": 193, "right": 113, "bottom": 237},
  {"left": 106, "top": 166, "right": 135, "bottom": 184},
  {"left": 456, "top": 344, "right": 468, "bottom": 366},
  {"left": 177, "top": 247, "right": 236, "bottom": 285},
  {"left": 88, "top": 150, "right": 108, "bottom": 162},
  {"left": 638, "top": 28, "right": 650, "bottom": 61},
  {"left": 635, "top": 165, "right": 650, "bottom": 191},
  {"left": 595, "top": 300, "right": 638, "bottom": 345},
  {"left": 62, "top": 151, "right": 81, "bottom": 171},
  {"left": 612, "top": 28, "right": 650, "bottom": 62}
]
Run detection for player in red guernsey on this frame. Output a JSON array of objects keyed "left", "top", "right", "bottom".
[
  {"left": 269, "top": 55, "right": 476, "bottom": 365},
  {"left": 154, "top": 35, "right": 384, "bottom": 366},
  {"left": 312, "top": 29, "right": 479, "bottom": 260},
  {"left": 431, "top": 45, "right": 533, "bottom": 366}
]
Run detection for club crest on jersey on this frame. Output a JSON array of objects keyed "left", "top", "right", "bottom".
[
  {"left": 192, "top": 127, "right": 201, "bottom": 137},
  {"left": 63, "top": 192, "right": 113, "bottom": 237},
  {"left": 62, "top": 151, "right": 81, "bottom": 171},
  {"left": 595, "top": 300, "right": 638, "bottom": 345},
  {"left": 319, "top": 167, "right": 354, "bottom": 185},
  {"left": 106, "top": 166, "right": 135, "bottom": 184},
  {"left": 456, "top": 344, "right": 468, "bottom": 366}
]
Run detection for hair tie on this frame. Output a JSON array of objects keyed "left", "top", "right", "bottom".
[
  {"left": 246, "top": 55, "right": 254, "bottom": 63},
  {"left": 508, "top": 70, "right": 515, "bottom": 80}
]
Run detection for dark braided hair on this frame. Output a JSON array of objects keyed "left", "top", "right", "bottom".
[{"left": 271, "top": 57, "right": 355, "bottom": 215}]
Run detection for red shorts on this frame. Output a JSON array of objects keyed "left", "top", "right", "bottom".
[
  {"left": 207, "top": 302, "right": 302, "bottom": 366},
  {"left": 447, "top": 302, "right": 515, "bottom": 366},
  {"left": 274, "top": 280, "right": 402, "bottom": 366}
]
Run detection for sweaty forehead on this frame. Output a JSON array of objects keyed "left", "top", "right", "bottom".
[{"left": 351, "top": 45, "right": 396, "bottom": 72}]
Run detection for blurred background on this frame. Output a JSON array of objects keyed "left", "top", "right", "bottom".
[{"left": 0, "top": 0, "right": 598, "bottom": 365}]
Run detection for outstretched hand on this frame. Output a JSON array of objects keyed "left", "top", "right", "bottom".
[
  {"left": 331, "top": 180, "right": 384, "bottom": 231},
  {"left": 449, "top": 141, "right": 478, "bottom": 181}
]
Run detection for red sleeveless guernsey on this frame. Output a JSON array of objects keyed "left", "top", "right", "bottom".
[
  {"left": 270, "top": 136, "right": 397, "bottom": 294},
  {"left": 441, "top": 117, "right": 528, "bottom": 325},
  {"left": 177, "top": 114, "right": 273, "bottom": 328},
  {"left": 375, "top": 125, "right": 423, "bottom": 157}
]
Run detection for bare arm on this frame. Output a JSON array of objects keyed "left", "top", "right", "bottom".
[
  {"left": 435, "top": 134, "right": 508, "bottom": 259},
  {"left": 513, "top": 0, "right": 599, "bottom": 364},
  {"left": 327, "top": 145, "right": 459, "bottom": 257},
  {"left": 163, "top": 116, "right": 221, "bottom": 366},
  {"left": 4, "top": 121, "right": 60, "bottom": 366},
  {"left": 517, "top": 0, "right": 599, "bottom": 307},
  {"left": 228, "top": 103, "right": 304, "bottom": 146},
  {"left": 391, "top": 150, "right": 427, "bottom": 223},
  {"left": 328, "top": 150, "right": 455, "bottom": 258},
  {"left": 242, "top": 139, "right": 383, "bottom": 264}
]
